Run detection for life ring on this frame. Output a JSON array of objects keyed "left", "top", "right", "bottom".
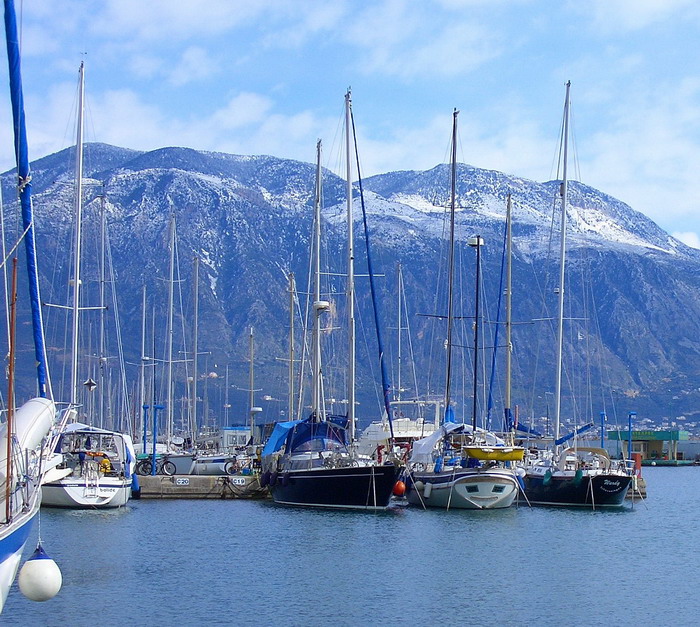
[{"left": 224, "top": 460, "right": 239, "bottom": 475}]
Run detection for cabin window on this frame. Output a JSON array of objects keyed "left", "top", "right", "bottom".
[
  {"left": 466, "top": 485, "right": 479, "bottom": 493},
  {"left": 492, "top": 485, "right": 506, "bottom": 493}
]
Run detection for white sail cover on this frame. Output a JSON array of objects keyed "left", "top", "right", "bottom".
[{"left": 409, "top": 422, "right": 506, "bottom": 465}]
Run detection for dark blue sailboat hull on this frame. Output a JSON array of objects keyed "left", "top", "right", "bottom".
[
  {"left": 522, "top": 472, "right": 632, "bottom": 507},
  {"left": 269, "top": 464, "right": 400, "bottom": 510}
]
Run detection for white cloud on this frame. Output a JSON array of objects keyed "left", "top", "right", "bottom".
[
  {"left": 91, "top": 0, "right": 264, "bottom": 43},
  {"left": 582, "top": 0, "right": 699, "bottom": 32},
  {"left": 167, "top": 47, "right": 217, "bottom": 87},
  {"left": 579, "top": 78, "right": 700, "bottom": 230},
  {"left": 347, "top": 2, "right": 501, "bottom": 79}
]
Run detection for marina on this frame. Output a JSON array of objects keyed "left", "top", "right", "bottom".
[
  {"left": 3, "top": 466, "right": 698, "bottom": 625},
  {"left": 1, "top": 2, "right": 700, "bottom": 624}
]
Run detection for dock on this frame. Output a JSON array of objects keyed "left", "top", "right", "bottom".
[{"left": 134, "top": 474, "right": 269, "bottom": 499}]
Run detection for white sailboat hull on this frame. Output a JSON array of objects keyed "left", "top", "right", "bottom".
[
  {"left": 41, "top": 478, "right": 131, "bottom": 509},
  {"left": 407, "top": 468, "right": 519, "bottom": 509}
]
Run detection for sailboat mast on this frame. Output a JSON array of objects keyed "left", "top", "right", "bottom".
[
  {"left": 192, "top": 255, "right": 199, "bottom": 440},
  {"left": 554, "top": 81, "right": 571, "bottom": 449},
  {"left": 397, "top": 264, "right": 403, "bottom": 402},
  {"left": 98, "top": 191, "right": 106, "bottom": 428},
  {"left": 470, "top": 235, "right": 484, "bottom": 430},
  {"left": 4, "top": 0, "right": 51, "bottom": 398},
  {"left": 312, "top": 140, "right": 324, "bottom": 420},
  {"left": 345, "top": 90, "right": 356, "bottom": 440},
  {"left": 139, "top": 284, "right": 147, "bottom": 445},
  {"left": 248, "top": 327, "right": 255, "bottom": 437},
  {"left": 165, "top": 215, "right": 176, "bottom": 445},
  {"left": 70, "top": 61, "right": 85, "bottom": 408},
  {"left": 288, "top": 271, "right": 295, "bottom": 422},
  {"left": 444, "top": 108, "right": 458, "bottom": 413},
  {"left": 505, "top": 194, "right": 513, "bottom": 431}
]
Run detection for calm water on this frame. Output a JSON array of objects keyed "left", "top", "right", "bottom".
[{"left": 4, "top": 467, "right": 699, "bottom": 626}]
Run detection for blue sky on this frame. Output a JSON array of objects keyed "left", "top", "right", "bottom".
[{"left": 2, "top": 0, "right": 699, "bottom": 246}]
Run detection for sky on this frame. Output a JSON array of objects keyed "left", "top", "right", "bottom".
[{"left": 1, "top": 0, "right": 699, "bottom": 246}]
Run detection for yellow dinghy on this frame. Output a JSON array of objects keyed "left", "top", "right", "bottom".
[{"left": 464, "top": 446, "right": 525, "bottom": 462}]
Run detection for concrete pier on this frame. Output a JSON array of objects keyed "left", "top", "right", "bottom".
[{"left": 135, "top": 474, "right": 269, "bottom": 499}]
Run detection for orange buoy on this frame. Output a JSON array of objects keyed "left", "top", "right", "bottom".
[{"left": 392, "top": 480, "right": 406, "bottom": 497}]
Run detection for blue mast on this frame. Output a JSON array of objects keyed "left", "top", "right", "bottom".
[
  {"left": 349, "top": 108, "right": 394, "bottom": 439},
  {"left": 3, "top": 0, "right": 51, "bottom": 398}
]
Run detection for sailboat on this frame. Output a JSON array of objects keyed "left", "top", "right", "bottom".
[
  {"left": 519, "top": 82, "right": 632, "bottom": 508},
  {"left": 41, "top": 62, "right": 136, "bottom": 509},
  {"left": 0, "top": 0, "right": 58, "bottom": 611},
  {"left": 404, "top": 109, "right": 523, "bottom": 510},
  {"left": 261, "top": 93, "right": 400, "bottom": 509}
]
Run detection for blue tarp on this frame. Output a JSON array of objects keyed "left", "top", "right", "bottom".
[
  {"left": 261, "top": 420, "right": 303, "bottom": 458},
  {"left": 261, "top": 415, "right": 350, "bottom": 459}
]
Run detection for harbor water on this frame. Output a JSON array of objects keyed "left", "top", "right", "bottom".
[{"left": 4, "top": 467, "right": 699, "bottom": 625}]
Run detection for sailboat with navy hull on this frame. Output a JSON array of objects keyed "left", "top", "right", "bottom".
[
  {"left": 261, "top": 93, "right": 400, "bottom": 510},
  {"left": 519, "top": 82, "right": 632, "bottom": 508}
]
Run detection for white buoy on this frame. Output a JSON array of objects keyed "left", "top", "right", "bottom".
[{"left": 18, "top": 544, "right": 62, "bottom": 602}]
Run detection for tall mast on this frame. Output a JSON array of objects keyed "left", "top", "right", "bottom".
[
  {"left": 70, "top": 61, "right": 85, "bottom": 408},
  {"left": 444, "top": 108, "right": 458, "bottom": 414},
  {"left": 554, "top": 81, "right": 571, "bottom": 451},
  {"left": 311, "top": 140, "right": 325, "bottom": 420},
  {"left": 165, "top": 214, "right": 176, "bottom": 445},
  {"left": 469, "top": 235, "right": 484, "bottom": 430},
  {"left": 397, "top": 264, "right": 403, "bottom": 402},
  {"left": 224, "top": 365, "right": 230, "bottom": 424},
  {"left": 288, "top": 271, "right": 295, "bottom": 422},
  {"left": 504, "top": 194, "right": 513, "bottom": 433},
  {"left": 139, "top": 284, "right": 147, "bottom": 441},
  {"left": 191, "top": 255, "right": 200, "bottom": 441},
  {"left": 4, "top": 0, "right": 51, "bottom": 398},
  {"left": 248, "top": 327, "right": 256, "bottom": 438},
  {"left": 345, "top": 90, "right": 356, "bottom": 440},
  {"left": 98, "top": 190, "right": 106, "bottom": 427}
]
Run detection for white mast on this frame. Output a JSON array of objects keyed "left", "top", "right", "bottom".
[
  {"left": 139, "top": 284, "right": 147, "bottom": 437},
  {"left": 165, "top": 215, "right": 176, "bottom": 445},
  {"left": 444, "top": 108, "right": 458, "bottom": 413},
  {"left": 505, "top": 194, "right": 513, "bottom": 431},
  {"left": 70, "top": 61, "right": 85, "bottom": 408},
  {"left": 191, "top": 255, "right": 200, "bottom": 442},
  {"left": 397, "top": 264, "right": 403, "bottom": 402},
  {"left": 345, "top": 89, "right": 356, "bottom": 440},
  {"left": 554, "top": 81, "right": 571, "bottom": 451},
  {"left": 288, "top": 271, "right": 295, "bottom": 422},
  {"left": 311, "top": 140, "right": 326, "bottom": 420}
]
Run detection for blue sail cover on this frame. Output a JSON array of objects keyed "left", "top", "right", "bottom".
[
  {"left": 261, "top": 420, "right": 304, "bottom": 458},
  {"left": 4, "top": 0, "right": 49, "bottom": 397},
  {"left": 261, "top": 416, "right": 349, "bottom": 459}
]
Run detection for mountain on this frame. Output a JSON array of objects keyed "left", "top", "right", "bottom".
[{"left": 3, "top": 143, "right": 699, "bottom": 434}]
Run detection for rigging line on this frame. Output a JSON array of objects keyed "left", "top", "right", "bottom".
[
  {"left": 0, "top": 219, "right": 30, "bottom": 271},
  {"left": 486, "top": 215, "right": 508, "bottom": 431},
  {"left": 350, "top": 108, "right": 394, "bottom": 437},
  {"left": 106, "top": 225, "right": 130, "bottom": 433}
]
